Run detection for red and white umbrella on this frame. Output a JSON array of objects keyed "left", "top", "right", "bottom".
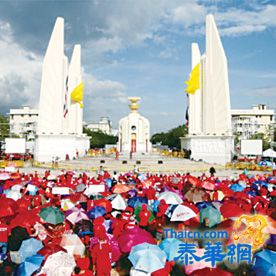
[{"left": 169, "top": 205, "right": 197, "bottom": 222}]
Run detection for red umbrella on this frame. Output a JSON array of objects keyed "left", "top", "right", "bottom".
[
  {"left": 117, "top": 226, "right": 156, "bottom": 253},
  {"left": 220, "top": 203, "right": 244, "bottom": 218},
  {"left": 93, "top": 198, "right": 112, "bottom": 213},
  {"left": 0, "top": 197, "right": 18, "bottom": 218},
  {"left": 187, "top": 176, "right": 201, "bottom": 187},
  {"left": 191, "top": 267, "right": 232, "bottom": 276},
  {"left": 37, "top": 244, "right": 66, "bottom": 259}
]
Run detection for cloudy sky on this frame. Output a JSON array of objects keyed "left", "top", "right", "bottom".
[{"left": 0, "top": 0, "right": 275, "bottom": 133}]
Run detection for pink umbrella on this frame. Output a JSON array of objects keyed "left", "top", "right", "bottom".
[
  {"left": 65, "top": 207, "right": 89, "bottom": 225},
  {"left": 117, "top": 226, "right": 156, "bottom": 253},
  {"left": 202, "top": 181, "right": 215, "bottom": 191},
  {"left": 90, "top": 234, "right": 121, "bottom": 262}
]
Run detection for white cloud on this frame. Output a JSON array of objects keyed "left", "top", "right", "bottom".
[
  {"left": 82, "top": 71, "right": 129, "bottom": 125},
  {"left": 213, "top": 4, "right": 276, "bottom": 36},
  {"left": 170, "top": 1, "right": 206, "bottom": 27},
  {"left": 85, "top": 36, "right": 123, "bottom": 56},
  {"left": 0, "top": 19, "right": 129, "bottom": 128},
  {"left": 220, "top": 25, "right": 267, "bottom": 36},
  {"left": 0, "top": 20, "right": 42, "bottom": 112},
  {"left": 165, "top": 2, "right": 276, "bottom": 37},
  {"left": 252, "top": 85, "right": 276, "bottom": 97}
]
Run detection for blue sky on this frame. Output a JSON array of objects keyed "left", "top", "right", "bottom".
[{"left": 0, "top": 0, "right": 275, "bottom": 133}]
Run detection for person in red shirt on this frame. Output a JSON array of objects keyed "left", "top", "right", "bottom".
[
  {"left": 93, "top": 217, "right": 106, "bottom": 239},
  {"left": 145, "top": 186, "right": 156, "bottom": 205},
  {"left": 91, "top": 234, "right": 112, "bottom": 276},
  {"left": 0, "top": 218, "right": 9, "bottom": 261},
  {"left": 139, "top": 204, "right": 150, "bottom": 228},
  {"left": 112, "top": 214, "right": 126, "bottom": 237},
  {"left": 156, "top": 199, "right": 168, "bottom": 221},
  {"left": 32, "top": 192, "right": 42, "bottom": 208},
  {"left": 72, "top": 257, "right": 93, "bottom": 276}
]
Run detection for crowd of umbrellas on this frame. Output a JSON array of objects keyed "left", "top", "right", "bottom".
[{"left": 0, "top": 167, "right": 275, "bottom": 275}]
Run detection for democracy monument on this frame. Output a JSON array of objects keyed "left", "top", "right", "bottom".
[
  {"left": 33, "top": 14, "right": 234, "bottom": 166},
  {"left": 118, "top": 97, "right": 151, "bottom": 154},
  {"left": 180, "top": 14, "right": 234, "bottom": 165},
  {"left": 34, "top": 17, "right": 90, "bottom": 162}
]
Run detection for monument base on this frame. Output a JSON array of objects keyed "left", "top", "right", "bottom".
[
  {"left": 180, "top": 135, "right": 234, "bottom": 165},
  {"left": 34, "top": 134, "right": 90, "bottom": 162},
  {"left": 118, "top": 142, "right": 152, "bottom": 154}
]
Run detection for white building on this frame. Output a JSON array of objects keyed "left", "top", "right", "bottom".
[
  {"left": 232, "top": 104, "right": 275, "bottom": 139},
  {"left": 9, "top": 106, "right": 39, "bottom": 141},
  {"left": 118, "top": 97, "right": 151, "bottom": 153},
  {"left": 86, "top": 117, "right": 112, "bottom": 135},
  {"left": 180, "top": 14, "right": 234, "bottom": 165}
]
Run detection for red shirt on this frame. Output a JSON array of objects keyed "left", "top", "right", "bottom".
[
  {"left": 146, "top": 187, "right": 156, "bottom": 200},
  {"left": 139, "top": 209, "right": 150, "bottom": 227},
  {"left": 0, "top": 223, "right": 9, "bottom": 242},
  {"left": 91, "top": 242, "right": 112, "bottom": 274},
  {"left": 33, "top": 195, "right": 42, "bottom": 207}
]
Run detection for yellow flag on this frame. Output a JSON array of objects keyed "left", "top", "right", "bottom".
[
  {"left": 185, "top": 63, "right": 200, "bottom": 94},
  {"left": 71, "top": 81, "right": 84, "bottom": 108}
]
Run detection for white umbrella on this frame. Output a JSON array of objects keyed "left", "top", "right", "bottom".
[
  {"left": 41, "top": 251, "right": 76, "bottom": 276},
  {"left": 157, "top": 191, "right": 183, "bottom": 205},
  {"left": 60, "top": 199, "right": 75, "bottom": 211},
  {"left": 169, "top": 205, "right": 197, "bottom": 222},
  {"left": 0, "top": 172, "right": 10, "bottom": 180},
  {"left": 263, "top": 149, "right": 276, "bottom": 158},
  {"left": 6, "top": 190, "right": 22, "bottom": 201},
  {"left": 108, "top": 194, "right": 127, "bottom": 210},
  {"left": 11, "top": 184, "right": 23, "bottom": 192},
  {"left": 60, "top": 234, "right": 85, "bottom": 257}
]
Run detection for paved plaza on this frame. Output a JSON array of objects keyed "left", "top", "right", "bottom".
[{"left": 24, "top": 153, "right": 250, "bottom": 179}]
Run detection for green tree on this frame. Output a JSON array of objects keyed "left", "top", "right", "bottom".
[
  {"left": 151, "top": 124, "right": 188, "bottom": 149},
  {"left": 83, "top": 127, "right": 118, "bottom": 148},
  {"left": 0, "top": 115, "right": 10, "bottom": 141}
]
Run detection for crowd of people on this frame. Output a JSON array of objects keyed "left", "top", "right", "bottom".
[{"left": 0, "top": 166, "right": 275, "bottom": 275}]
